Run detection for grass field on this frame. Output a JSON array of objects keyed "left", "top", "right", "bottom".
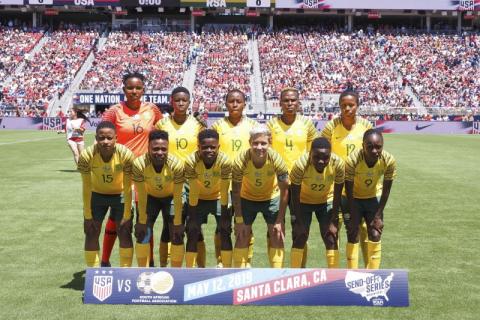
[{"left": 0, "top": 130, "right": 479, "bottom": 319}]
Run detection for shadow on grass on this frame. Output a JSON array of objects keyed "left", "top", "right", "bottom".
[
  {"left": 57, "top": 170, "right": 78, "bottom": 173},
  {"left": 61, "top": 270, "right": 85, "bottom": 291}
]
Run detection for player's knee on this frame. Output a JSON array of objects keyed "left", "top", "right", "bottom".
[
  {"left": 346, "top": 228, "right": 359, "bottom": 243},
  {"left": 160, "top": 227, "right": 170, "bottom": 242},
  {"left": 368, "top": 229, "right": 381, "bottom": 242},
  {"left": 292, "top": 231, "right": 308, "bottom": 248},
  {"left": 323, "top": 234, "right": 337, "bottom": 249}
]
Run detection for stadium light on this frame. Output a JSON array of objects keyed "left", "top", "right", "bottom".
[
  {"left": 180, "top": 8, "right": 186, "bottom": 13},
  {"left": 116, "top": 7, "right": 123, "bottom": 12},
  {"left": 136, "top": 7, "right": 143, "bottom": 13},
  {"left": 158, "top": 7, "right": 164, "bottom": 13}
]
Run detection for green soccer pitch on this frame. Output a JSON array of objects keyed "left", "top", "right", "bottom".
[{"left": 0, "top": 130, "right": 478, "bottom": 320}]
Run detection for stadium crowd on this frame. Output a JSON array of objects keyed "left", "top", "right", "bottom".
[
  {"left": 80, "top": 31, "right": 191, "bottom": 92},
  {"left": 1, "top": 28, "right": 97, "bottom": 116},
  {"left": 1, "top": 24, "right": 479, "bottom": 118},
  {"left": 192, "top": 30, "right": 252, "bottom": 111}
]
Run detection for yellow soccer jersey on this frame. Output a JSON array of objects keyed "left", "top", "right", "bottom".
[
  {"left": 132, "top": 153, "right": 184, "bottom": 198},
  {"left": 155, "top": 116, "right": 205, "bottom": 163},
  {"left": 78, "top": 144, "right": 134, "bottom": 195},
  {"left": 267, "top": 115, "right": 318, "bottom": 171},
  {"left": 211, "top": 116, "right": 257, "bottom": 161},
  {"left": 77, "top": 144, "right": 134, "bottom": 219},
  {"left": 184, "top": 151, "right": 231, "bottom": 206},
  {"left": 345, "top": 149, "right": 397, "bottom": 199},
  {"left": 320, "top": 116, "right": 373, "bottom": 161},
  {"left": 132, "top": 153, "right": 184, "bottom": 224},
  {"left": 290, "top": 152, "right": 345, "bottom": 204},
  {"left": 232, "top": 148, "right": 288, "bottom": 201}
]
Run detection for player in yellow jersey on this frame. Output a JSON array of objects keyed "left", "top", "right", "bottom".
[
  {"left": 345, "top": 129, "right": 396, "bottom": 269},
  {"left": 232, "top": 125, "right": 289, "bottom": 268},
  {"left": 156, "top": 86, "right": 206, "bottom": 267},
  {"left": 267, "top": 87, "right": 317, "bottom": 267},
  {"left": 320, "top": 89, "right": 373, "bottom": 267},
  {"left": 132, "top": 130, "right": 184, "bottom": 267},
  {"left": 289, "top": 137, "right": 344, "bottom": 268},
  {"left": 77, "top": 121, "right": 135, "bottom": 268},
  {"left": 184, "top": 129, "right": 232, "bottom": 267},
  {"left": 211, "top": 89, "right": 257, "bottom": 268}
]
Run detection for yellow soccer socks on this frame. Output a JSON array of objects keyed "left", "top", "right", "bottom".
[
  {"left": 119, "top": 247, "right": 133, "bottom": 267},
  {"left": 170, "top": 244, "right": 185, "bottom": 267},
  {"left": 135, "top": 243, "right": 150, "bottom": 267},
  {"left": 221, "top": 250, "right": 232, "bottom": 268},
  {"left": 346, "top": 242, "right": 359, "bottom": 269},
  {"left": 233, "top": 248, "right": 249, "bottom": 268},
  {"left": 326, "top": 250, "right": 339, "bottom": 268},
  {"left": 85, "top": 250, "right": 100, "bottom": 267},
  {"left": 269, "top": 248, "right": 284, "bottom": 268},
  {"left": 185, "top": 251, "right": 197, "bottom": 268},
  {"left": 367, "top": 241, "right": 382, "bottom": 269},
  {"left": 290, "top": 248, "right": 304, "bottom": 268}
]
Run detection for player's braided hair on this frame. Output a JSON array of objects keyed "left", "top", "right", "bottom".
[{"left": 280, "top": 87, "right": 299, "bottom": 99}]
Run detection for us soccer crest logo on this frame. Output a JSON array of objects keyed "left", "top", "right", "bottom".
[{"left": 93, "top": 271, "right": 113, "bottom": 302}]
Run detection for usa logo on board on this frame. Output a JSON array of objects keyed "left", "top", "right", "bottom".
[{"left": 93, "top": 270, "right": 113, "bottom": 302}]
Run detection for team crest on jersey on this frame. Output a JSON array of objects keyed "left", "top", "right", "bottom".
[
  {"left": 93, "top": 271, "right": 113, "bottom": 302},
  {"left": 115, "top": 164, "right": 123, "bottom": 171},
  {"left": 267, "top": 170, "right": 274, "bottom": 176},
  {"left": 212, "top": 171, "right": 220, "bottom": 177}
]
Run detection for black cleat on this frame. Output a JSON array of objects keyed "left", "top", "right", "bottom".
[
  {"left": 149, "top": 260, "right": 155, "bottom": 268},
  {"left": 101, "top": 261, "right": 111, "bottom": 267}
]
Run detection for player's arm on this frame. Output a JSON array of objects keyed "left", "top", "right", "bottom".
[
  {"left": 331, "top": 158, "right": 345, "bottom": 225},
  {"left": 344, "top": 156, "right": 357, "bottom": 224},
  {"left": 121, "top": 154, "right": 134, "bottom": 222},
  {"left": 78, "top": 150, "right": 96, "bottom": 234},
  {"left": 187, "top": 177, "right": 199, "bottom": 226},
  {"left": 231, "top": 181, "right": 243, "bottom": 224},
  {"left": 319, "top": 120, "right": 333, "bottom": 143},
  {"left": 373, "top": 156, "right": 396, "bottom": 232}
]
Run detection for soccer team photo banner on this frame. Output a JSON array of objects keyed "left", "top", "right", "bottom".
[{"left": 84, "top": 268, "right": 409, "bottom": 306}]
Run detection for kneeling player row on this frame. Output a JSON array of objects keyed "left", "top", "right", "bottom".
[{"left": 78, "top": 121, "right": 396, "bottom": 269}]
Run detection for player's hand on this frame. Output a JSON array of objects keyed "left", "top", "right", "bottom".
[
  {"left": 172, "top": 224, "right": 185, "bottom": 243},
  {"left": 120, "top": 218, "right": 132, "bottom": 230},
  {"left": 371, "top": 217, "right": 384, "bottom": 234},
  {"left": 272, "top": 222, "right": 285, "bottom": 242},
  {"left": 135, "top": 223, "right": 147, "bottom": 242},
  {"left": 83, "top": 219, "right": 97, "bottom": 234}
]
